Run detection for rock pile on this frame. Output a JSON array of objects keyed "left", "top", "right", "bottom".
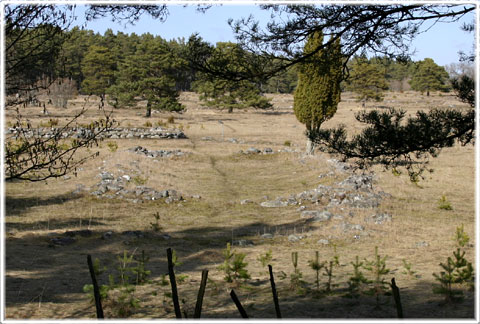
[
  {"left": 127, "top": 146, "right": 189, "bottom": 158},
  {"left": 5, "top": 126, "right": 187, "bottom": 140},
  {"left": 257, "top": 159, "right": 393, "bottom": 240},
  {"left": 80, "top": 170, "right": 196, "bottom": 204}
]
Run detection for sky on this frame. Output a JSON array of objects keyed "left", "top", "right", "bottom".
[{"left": 75, "top": 4, "right": 476, "bottom": 67}]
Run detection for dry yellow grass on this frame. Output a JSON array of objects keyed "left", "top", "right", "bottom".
[{"left": 4, "top": 91, "right": 475, "bottom": 319}]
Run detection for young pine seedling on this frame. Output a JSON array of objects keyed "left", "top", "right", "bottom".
[{"left": 308, "top": 251, "right": 325, "bottom": 291}]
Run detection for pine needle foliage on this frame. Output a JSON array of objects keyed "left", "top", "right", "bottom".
[{"left": 293, "top": 30, "right": 342, "bottom": 137}]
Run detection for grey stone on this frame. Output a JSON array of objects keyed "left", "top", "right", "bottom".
[
  {"left": 50, "top": 237, "right": 76, "bottom": 246},
  {"left": 99, "top": 171, "right": 114, "bottom": 181},
  {"left": 233, "top": 239, "right": 254, "bottom": 246},
  {"left": 317, "top": 239, "right": 330, "bottom": 245},
  {"left": 365, "top": 213, "right": 392, "bottom": 224},
  {"left": 240, "top": 199, "right": 253, "bottom": 205},
  {"left": 263, "top": 147, "right": 273, "bottom": 154},
  {"left": 341, "top": 223, "right": 365, "bottom": 232},
  {"left": 246, "top": 147, "right": 261, "bottom": 154},
  {"left": 261, "top": 200, "right": 288, "bottom": 208},
  {"left": 261, "top": 233, "right": 274, "bottom": 239},
  {"left": 288, "top": 234, "right": 301, "bottom": 242},
  {"left": 301, "top": 210, "right": 333, "bottom": 222},
  {"left": 415, "top": 241, "right": 429, "bottom": 248}
]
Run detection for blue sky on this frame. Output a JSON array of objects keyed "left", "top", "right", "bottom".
[{"left": 75, "top": 4, "right": 476, "bottom": 66}]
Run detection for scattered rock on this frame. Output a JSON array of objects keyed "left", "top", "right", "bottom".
[
  {"left": 50, "top": 237, "right": 76, "bottom": 246},
  {"left": 301, "top": 210, "right": 333, "bottom": 222},
  {"left": 260, "top": 200, "right": 288, "bottom": 208},
  {"left": 261, "top": 233, "right": 274, "bottom": 239},
  {"left": 233, "top": 239, "right": 254, "bottom": 246},
  {"left": 102, "top": 231, "right": 113, "bottom": 240},
  {"left": 415, "top": 241, "right": 429, "bottom": 248},
  {"left": 240, "top": 199, "right": 253, "bottom": 205},
  {"left": 365, "top": 213, "right": 392, "bottom": 224},
  {"left": 288, "top": 234, "right": 301, "bottom": 242},
  {"left": 317, "top": 239, "right": 330, "bottom": 245}
]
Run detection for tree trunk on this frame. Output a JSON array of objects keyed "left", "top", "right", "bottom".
[
  {"left": 306, "top": 138, "right": 315, "bottom": 155},
  {"left": 146, "top": 102, "right": 151, "bottom": 118}
]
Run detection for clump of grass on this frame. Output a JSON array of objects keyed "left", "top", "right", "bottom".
[
  {"left": 438, "top": 195, "right": 453, "bottom": 210},
  {"left": 107, "top": 141, "right": 118, "bottom": 152},
  {"left": 150, "top": 212, "right": 162, "bottom": 232},
  {"left": 167, "top": 116, "right": 175, "bottom": 124},
  {"left": 143, "top": 121, "right": 152, "bottom": 128},
  {"left": 132, "top": 175, "right": 148, "bottom": 185},
  {"left": 284, "top": 140, "right": 291, "bottom": 147},
  {"left": 257, "top": 249, "right": 273, "bottom": 272},
  {"left": 39, "top": 118, "right": 59, "bottom": 127},
  {"left": 156, "top": 120, "right": 166, "bottom": 127}
]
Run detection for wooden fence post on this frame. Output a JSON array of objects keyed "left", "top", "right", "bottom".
[
  {"left": 166, "top": 248, "right": 182, "bottom": 319},
  {"left": 230, "top": 289, "right": 248, "bottom": 318},
  {"left": 391, "top": 277, "right": 404, "bottom": 318},
  {"left": 268, "top": 265, "right": 282, "bottom": 318},
  {"left": 87, "top": 255, "right": 104, "bottom": 319},
  {"left": 194, "top": 270, "right": 209, "bottom": 318}
]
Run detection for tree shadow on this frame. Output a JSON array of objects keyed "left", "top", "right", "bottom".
[
  {"left": 4, "top": 217, "right": 475, "bottom": 319},
  {"left": 5, "top": 193, "right": 83, "bottom": 217}
]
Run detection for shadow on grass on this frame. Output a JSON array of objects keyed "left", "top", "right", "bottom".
[
  {"left": 4, "top": 217, "right": 475, "bottom": 319},
  {"left": 5, "top": 193, "right": 83, "bottom": 217}
]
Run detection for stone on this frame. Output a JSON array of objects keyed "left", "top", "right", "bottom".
[
  {"left": 288, "top": 234, "right": 301, "bottom": 242},
  {"left": 415, "top": 241, "right": 429, "bottom": 248},
  {"left": 246, "top": 147, "right": 261, "bottom": 154},
  {"left": 260, "top": 200, "right": 288, "bottom": 208},
  {"left": 99, "top": 171, "right": 114, "bottom": 181},
  {"left": 339, "top": 174, "right": 374, "bottom": 191},
  {"left": 240, "top": 199, "right": 253, "bottom": 205},
  {"left": 50, "top": 237, "right": 76, "bottom": 246},
  {"left": 341, "top": 223, "right": 365, "bottom": 232},
  {"left": 301, "top": 210, "right": 333, "bottom": 222},
  {"left": 263, "top": 147, "right": 273, "bottom": 154},
  {"left": 233, "top": 239, "right": 254, "bottom": 246},
  {"left": 261, "top": 233, "right": 274, "bottom": 239},
  {"left": 317, "top": 239, "right": 330, "bottom": 245},
  {"left": 365, "top": 213, "right": 392, "bottom": 224}
]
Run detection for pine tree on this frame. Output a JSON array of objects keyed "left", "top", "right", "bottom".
[
  {"left": 81, "top": 45, "right": 116, "bottom": 107},
  {"left": 193, "top": 42, "right": 272, "bottom": 113},
  {"left": 293, "top": 31, "right": 342, "bottom": 154},
  {"left": 409, "top": 58, "right": 450, "bottom": 96},
  {"left": 108, "top": 36, "right": 185, "bottom": 113},
  {"left": 346, "top": 56, "right": 389, "bottom": 105}
]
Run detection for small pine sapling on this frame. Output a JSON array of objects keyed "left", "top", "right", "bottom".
[
  {"left": 132, "top": 250, "right": 151, "bottom": 285},
  {"left": 218, "top": 243, "right": 250, "bottom": 284},
  {"left": 322, "top": 246, "right": 340, "bottom": 294},
  {"left": 290, "top": 251, "right": 305, "bottom": 293},
  {"left": 347, "top": 256, "right": 370, "bottom": 298},
  {"left": 364, "top": 246, "right": 390, "bottom": 308},
  {"left": 433, "top": 225, "right": 475, "bottom": 302},
  {"left": 257, "top": 249, "right": 273, "bottom": 275},
  {"left": 401, "top": 259, "right": 417, "bottom": 278},
  {"left": 438, "top": 195, "right": 453, "bottom": 210},
  {"left": 150, "top": 212, "right": 162, "bottom": 232},
  {"left": 308, "top": 251, "right": 325, "bottom": 291}
]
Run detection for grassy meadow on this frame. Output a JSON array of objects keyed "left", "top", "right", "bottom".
[{"left": 4, "top": 91, "right": 475, "bottom": 319}]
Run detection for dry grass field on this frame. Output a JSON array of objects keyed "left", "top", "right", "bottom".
[{"left": 4, "top": 91, "right": 475, "bottom": 319}]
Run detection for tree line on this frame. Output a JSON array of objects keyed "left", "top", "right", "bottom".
[{"left": 8, "top": 25, "right": 463, "bottom": 114}]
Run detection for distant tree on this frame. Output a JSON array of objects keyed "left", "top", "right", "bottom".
[
  {"left": 409, "top": 58, "right": 450, "bottom": 96},
  {"left": 293, "top": 31, "right": 342, "bottom": 154},
  {"left": 263, "top": 63, "right": 298, "bottom": 93},
  {"left": 4, "top": 4, "right": 168, "bottom": 181},
  {"left": 108, "top": 36, "right": 185, "bottom": 114},
  {"left": 81, "top": 45, "right": 116, "bottom": 107},
  {"left": 193, "top": 42, "right": 272, "bottom": 113},
  {"left": 346, "top": 56, "right": 389, "bottom": 105}
]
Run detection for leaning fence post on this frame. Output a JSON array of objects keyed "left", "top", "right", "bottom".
[
  {"left": 268, "top": 265, "right": 282, "bottom": 318},
  {"left": 391, "top": 277, "right": 404, "bottom": 318},
  {"left": 166, "top": 248, "right": 182, "bottom": 319},
  {"left": 230, "top": 289, "right": 249, "bottom": 318},
  {"left": 194, "top": 269, "right": 209, "bottom": 318},
  {"left": 87, "top": 255, "right": 104, "bottom": 319}
]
